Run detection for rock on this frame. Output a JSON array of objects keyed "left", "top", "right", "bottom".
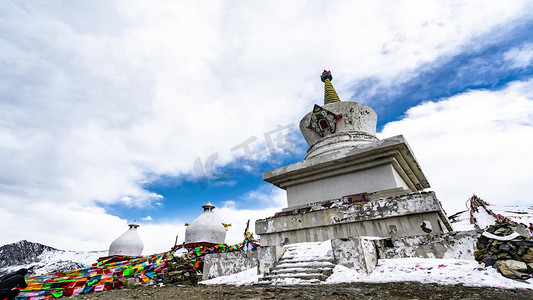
[
  {"left": 125, "top": 278, "right": 136, "bottom": 288},
  {"left": 527, "top": 263, "right": 533, "bottom": 274},
  {"left": 475, "top": 223, "right": 533, "bottom": 280},
  {"left": 483, "top": 257, "right": 497, "bottom": 268},
  {"left": 162, "top": 254, "right": 199, "bottom": 285},
  {"left": 514, "top": 225, "right": 531, "bottom": 240},
  {"left": 509, "top": 251, "right": 522, "bottom": 261},
  {"left": 497, "top": 252, "right": 511, "bottom": 259},
  {"left": 515, "top": 241, "right": 533, "bottom": 247},
  {"left": 494, "top": 227, "right": 513, "bottom": 236},
  {"left": 476, "top": 242, "right": 487, "bottom": 250},
  {"left": 497, "top": 260, "right": 527, "bottom": 272},
  {"left": 518, "top": 245, "right": 528, "bottom": 256},
  {"left": 499, "top": 244, "right": 511, "bottom": 252},
  {"left": 474, "top": 249, "right": 487, "bottom": 261},
  {"left": 521, "top": 251, "right": 533, "bottom": 263},
  {"left": 496, "top": 261, "right": 529, "bottom": 279}
]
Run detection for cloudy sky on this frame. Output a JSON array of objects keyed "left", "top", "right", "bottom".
[{"left": 1, "top": 1, "right": 532, "bottom": 254}]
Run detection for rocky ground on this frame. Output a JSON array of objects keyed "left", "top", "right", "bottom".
[{"left": 74, "top": 281, "right": 533, "bottom": 300}]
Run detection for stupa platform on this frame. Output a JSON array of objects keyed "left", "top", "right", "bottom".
[
  {"left": 256, "top": 191, "right": 453, "bottom": 246},
  {"left": 263, "top": 135, "right": 430, "bottom": 210}
]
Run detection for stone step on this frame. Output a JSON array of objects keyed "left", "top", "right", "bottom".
[
  {"left": 281, "top": 254, "right": 335, "bottom": 260},
  {"left": 269, "top": 267, "right": 333, "bottom": 275},
  {"left": 279, "top": 256, "right": 335, "bottom": 261},
  {"left": 259, "top": 241, "right": 336, "bottom": 284},
  {"left": 261, "top": 272, "right": 330, "bottom": 281},
  {"left": 275, "top": 260, "right": 336, "bottom": 268},
  {"left": 269, "top": 278, "right": 322, "bottom": 285}
]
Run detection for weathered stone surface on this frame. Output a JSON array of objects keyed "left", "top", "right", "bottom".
[
  {"left": 527, "top": 263, "right": 533, "bottom": 273},
  {"left": 497, "top": 263, "right": 519, "bottom": 279},
  {"left": 497, "top": 252, "right": 511, "bottom": 259},
  {"left": 256, "top": 192, "right": 452, "bottom": 246},
  {"left": 518, "top": 245, "right": 528, "bottom": 256},
  {"left": 514, "top": 225, "right": 531, "bottom": 240},
  {"left": 522, "top": 251, "right": 533, "bottom": 263},
  {"left": 483, "top": 257, "right": 497, "bottom": 267},
  {"left": 501, "top": 260, "right": 527, "bottom": 272},
  {"left": 474, "top": 249, "right": 487, "bottom": 261},
  {"left": 494, "top": 227, "right": 512, "bottom": 236},
  {"left": 331, "top": 238, "right": 377, "bottom": 274},
  {"left": 496, "top": 260, "right": 529, "bottom": 279},
  {"left": 202, "top": 245, "right": 284, "bottom": 280},
  {"left": 377, "top": 231, "right": 478, "bottom": 260}
]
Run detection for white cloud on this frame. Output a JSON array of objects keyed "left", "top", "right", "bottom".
[
  {"left": 142, "top": 215, "right": 152, "bottom": 221},
  {"left": 137, "top": 221, "right": 185, "bottom": 255},
  {"left": 0, "top": 199, "right": 127, "bottom": 252},
  {"left": 504, "top": 42, "right": 533, "bottom": 69},
  {"left": 379, "top": 78, "right": 533, "bottom": 216},
  {"left": 215, "top": 187, "right": 286, "bottom": 245},
  {"left": 0, "top": 1, "right": 531, "bottom": 252}
]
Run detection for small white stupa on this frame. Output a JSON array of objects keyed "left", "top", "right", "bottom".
[
  {"left": 185, "top": 202, "right": 226, "bottom": 245},
  {"left": 108, "top": 221, "right": 144, "bottom": 257}
]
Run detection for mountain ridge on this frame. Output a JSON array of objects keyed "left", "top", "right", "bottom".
[{"left": 0, "top": 240, "right": 106, "bottom": 277}]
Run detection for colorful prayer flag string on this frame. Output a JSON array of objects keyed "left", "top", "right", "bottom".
[{"left": 468, "top": 194, "right": 518, "bottom": 230}]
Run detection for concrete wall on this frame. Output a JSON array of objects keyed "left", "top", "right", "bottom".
[
  {"left": 374, "top": 231, "right": 479, "bottom": 259},
  {"left": 202, "top": 231, "right": 477, "bottom": 280},
  {"left": 202, "top": 246, "right": 285, "bottom": 280},
  {"left": 331, "top": 238, "right": 378, "bottom": 274},
  {"left": 286, "top": 164, "right": 409, "bottom": 208},
  {"left": 256, "top": 192, "right": 451, "bottom": 246}
]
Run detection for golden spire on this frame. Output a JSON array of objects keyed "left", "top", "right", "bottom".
[{"left": 321, "top": 70, "right": 341, "bottom": 105}]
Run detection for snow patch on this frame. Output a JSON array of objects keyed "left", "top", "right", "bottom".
[{"left": 200, "top": 267, "right": 260, "bottom": 286}]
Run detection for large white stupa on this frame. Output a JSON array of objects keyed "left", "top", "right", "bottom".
[
  {"left": 108, "top": 221, "right": 144, "bottom": 256},
  {"left": 185, "top": 202, "right": 226, "bottom": 245},
  {"left": 256, "top": 70, "right": 452, "bottom": 246}
]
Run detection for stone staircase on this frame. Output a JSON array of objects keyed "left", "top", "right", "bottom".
[{"left": 258, "top": 241, "right": 337, "bottom": 285}]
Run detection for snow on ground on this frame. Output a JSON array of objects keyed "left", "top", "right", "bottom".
[
  {"left": 200, "top": 267, "right": 260, "bottom": 286},
  {"left": 202, "top": 258, "right": 533, "bottom": 289},
  {"left": 327, "top": 258, "right": 533, "bottom": 289}
]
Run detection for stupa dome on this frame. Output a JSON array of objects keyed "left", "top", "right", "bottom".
[
  {"left": 108, "top": 221, "right": 144, "bottom": 257},
  {"left": 185, "top": 202, "right": 226, "bottom": 244},
  {"left": 300, "top": 70, "right": 378, "bottom": 159}
]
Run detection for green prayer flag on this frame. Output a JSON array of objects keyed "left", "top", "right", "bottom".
[{"left": 51, "top": 291, "right": 63, "bottom": 298}]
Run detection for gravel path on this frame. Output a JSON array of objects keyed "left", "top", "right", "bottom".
[{"left": 75, "top": 281, "right": 533, "bottom": 300}]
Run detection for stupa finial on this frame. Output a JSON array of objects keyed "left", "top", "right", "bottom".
[
  {"left": 321, "top": 70, "right": 341, "bottom": 105},
  {"left": 202, "top": 201, "right": 215, "bottom": 212},
  {"left": 128, "top": 220, "right": 139, "bottom": 228}
]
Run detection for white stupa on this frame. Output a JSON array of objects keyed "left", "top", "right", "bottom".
[
  {"left": 185, "top": 202, "right": 226, "bottom": 244},
  {"left": 256, "top": 70, "right": 452, "bottom": 246},
  {"left": 108, "top": 221, "right": 144, "bottom": 256}
]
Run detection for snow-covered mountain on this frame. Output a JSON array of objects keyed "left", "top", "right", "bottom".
[{"left": 0, "top": 240, "right": 107, "bottom": 277}]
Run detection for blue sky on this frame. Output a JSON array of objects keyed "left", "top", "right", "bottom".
[{"left": 1, "top": 1, "right": 532, "bottom": 253}]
